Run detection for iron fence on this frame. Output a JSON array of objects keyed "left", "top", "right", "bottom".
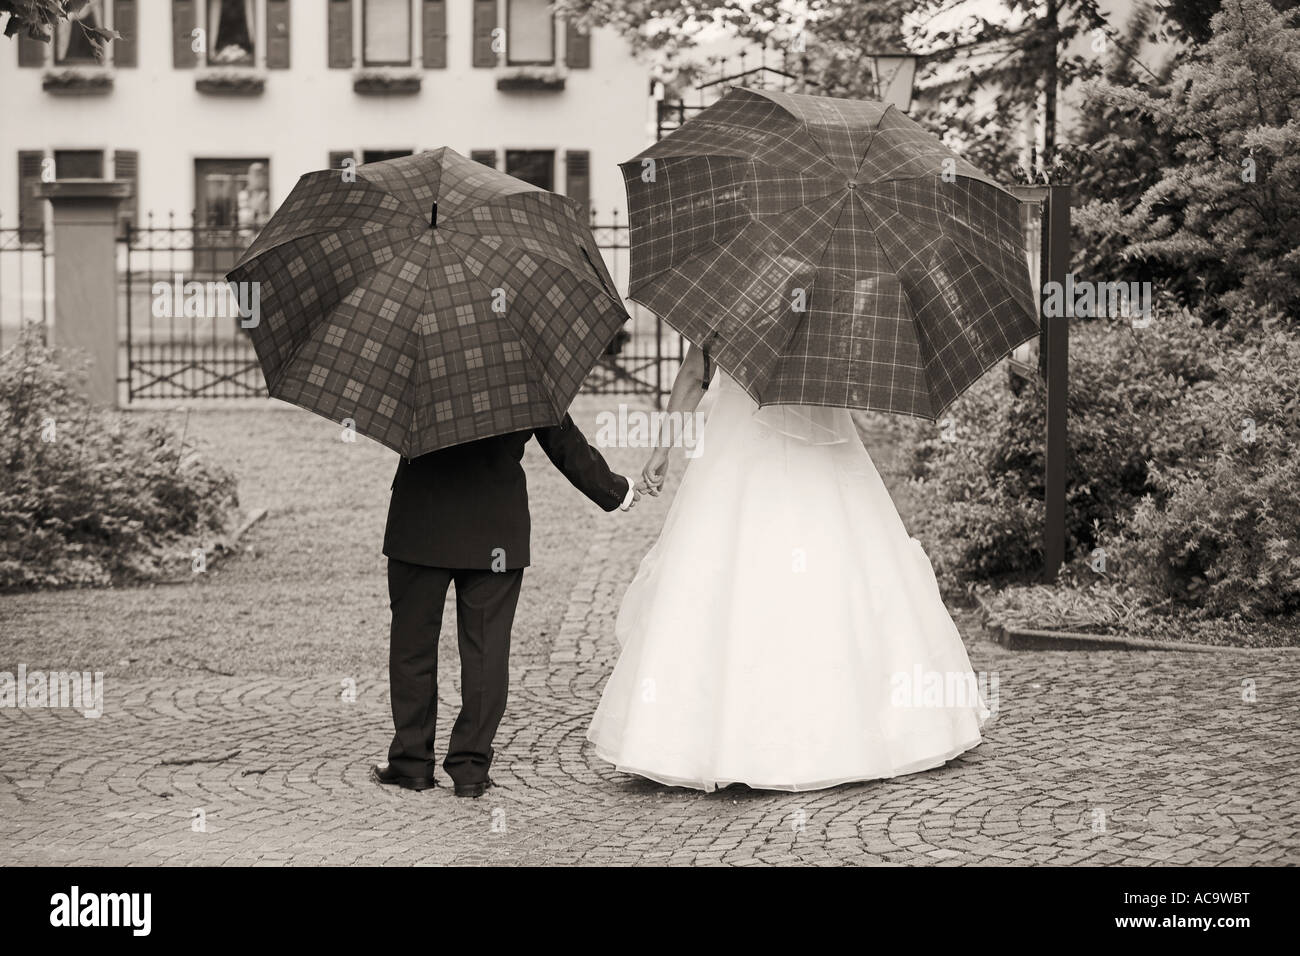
[
  {"left": 0, "top": 218, "right": 52, "bottom": 350},
  {"left": 117, "top": 212, "right": 682, "bottom": 405}
]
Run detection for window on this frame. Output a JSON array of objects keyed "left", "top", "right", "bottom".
[
  {"left": 505, "top": 150, "right": 554, "bottom": 191},
  {"left": 55, "top": 0, "right": 106, "bottom": 65},
  {"left": 507, "top": 0, "right": 554, "bottom": 65},
  {"left": 194, "top": 158, "right": 270, "bottom": 275},
  {"left": 362, "top": 149, "right": 414, "bottom": 164},
  {"left": 208, "top": 0, "right": 256, "bottom": 66},
  {"left": 364, "top": 0, "right": 412, "bottom": 66},
  {"left": 55, "top": 150, "right": 105, "bottom": 179}
]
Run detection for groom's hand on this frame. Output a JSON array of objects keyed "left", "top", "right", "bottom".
[{"left": 618, "top": 475, "right": 640, "bottom": 512}]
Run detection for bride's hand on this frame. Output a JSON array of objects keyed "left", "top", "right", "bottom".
[{"left": 641, "top": 446, "right": 670, "bottom": 496}]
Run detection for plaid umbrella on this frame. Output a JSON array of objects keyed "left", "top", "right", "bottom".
[
  {"left": 622, "top": 86, "right": 1037, "bottom": 419},
  {"left": 227, "top": 148, "right": 626, "bottom": 456}
]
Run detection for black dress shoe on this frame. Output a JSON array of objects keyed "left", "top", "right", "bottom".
[
  {"left": 371, "top": 763, "right": 436, "bottom": 792},
  {"left": 453, "top": 776, "right": 495, "bottom": 799}
]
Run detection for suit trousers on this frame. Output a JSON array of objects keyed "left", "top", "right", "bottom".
[{"left": 386, "top": 558, "right": 524, "bottom": 784}]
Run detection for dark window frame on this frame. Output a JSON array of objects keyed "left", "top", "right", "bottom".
[
  {"left": 206, "top": 0, "right": 258, "bottom": 68},
  {"left": 506, "top": 0, "right": 555, "bottom": 67},
  {"left": 53, "top": 150, "right": 106, "bottom": 180},
  {"left": 362, "top": 0, "right": 413, "bottom": 67},
  {"left": 504, "top": 149, "right": 555, "bottom": 192},
  {"left": 54, "top": 0, "right": 107, "bottom": 66}
]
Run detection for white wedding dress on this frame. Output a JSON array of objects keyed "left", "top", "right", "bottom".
[{"left": 587, "top": 372, "right": 987, "bottom": 791}]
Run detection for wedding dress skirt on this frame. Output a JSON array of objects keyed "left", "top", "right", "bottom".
[{"left": 587, "top": 373, "right": 987, "bottom": 792}]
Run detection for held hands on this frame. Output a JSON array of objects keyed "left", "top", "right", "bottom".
[{"left": 638, "top": 446, "right": 670, "bottom": 497}]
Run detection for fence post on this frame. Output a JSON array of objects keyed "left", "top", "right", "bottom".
[
  {"left": 1042, "top": 184, "right": 1071, "bottom": 582},
  {"left": 35, "top": 179, "right": 132, "bottom": 407}
]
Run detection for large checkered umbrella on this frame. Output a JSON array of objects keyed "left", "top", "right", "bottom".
[
  {"left": 623, "top": 87, "right": 1037, "bottom": 419},
  {"left": 227, "top": 148, "right": 626, "bottom": 456}
]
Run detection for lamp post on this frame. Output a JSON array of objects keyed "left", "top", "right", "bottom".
[
  {"left": 867, "top": 51, "right": 918, "bottom": 112},
  {"left": 1007, "top": 184, "right": 1072, "bottom": 583}
]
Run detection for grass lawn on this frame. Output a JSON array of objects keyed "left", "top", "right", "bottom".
[
  {"left": 0, "top": 392, "right": 996, "bottom": 678},
  {"left": 0, "top": 397, "right": 657, "bottom": 678}
]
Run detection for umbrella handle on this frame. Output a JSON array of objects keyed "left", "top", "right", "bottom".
[
  {"left": 430, "top": 202, "right": 438, "bottom": 228},
  {"left": 700, "top": 331, "right": 720, "bottom": 391}
]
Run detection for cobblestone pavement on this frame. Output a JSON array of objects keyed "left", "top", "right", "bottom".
[{"left": 2, "top": 406, "right": 1298, "bottom": 865}]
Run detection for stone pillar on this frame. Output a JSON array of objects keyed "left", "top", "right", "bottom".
[{"left": 35, "top": 179, "right": 132, "bottom": 407}]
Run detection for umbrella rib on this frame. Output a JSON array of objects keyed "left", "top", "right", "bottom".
[
  {"left": 436, "top": 233, "right": 567, "bottom": 425},
  {"left": 629, "top": 182, "right": 845, "bottom": 291},
  {"left": 627, "top": 148, "right": 841, "bottom": 181},
  {"left": 854, "top": 183, "right": 1036, "bottom": 322},
  {"left": 849, "top": 188, "right": 946, "bottom": 417},
  {"left": 438, "top": 195, "right": 621, "bottom": 304},
  {"left": 235, "top": 175, "right": 427, "bottom": 267},
  {"left": 401, "top": 244, "right": 440, "bottom": 456},
  {"left": 850, "top": 104, "right": 896, "bottom": 178},
  {"left": 265, "top": 238, "right": 422, "bottom": 396},
  {"left": 435, "top": 187, "right": 562, "bottom": 228},
  {"left": 752, "top": 193, "right": 855, "bottom": 405}
]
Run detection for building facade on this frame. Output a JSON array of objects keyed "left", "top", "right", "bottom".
[{"left": 2, "top": 0, "right": 655, "bottom": 244}]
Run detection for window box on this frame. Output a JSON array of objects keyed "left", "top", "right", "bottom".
[
  {"left": 42, "top": 68, "right": 114, "bottom": 96},
  {"left": 496, "top": 68, "right": 565, "bottom": 92},
  {"left": 195, "top": 69, "right": 267, "bottom": 96},
  {"left": 353, "top": 69, "right": 422, "bottom": 95}
]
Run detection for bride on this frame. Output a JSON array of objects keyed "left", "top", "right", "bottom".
[{"left": 587, "top": 343, "right": 988, "bottom": 792}]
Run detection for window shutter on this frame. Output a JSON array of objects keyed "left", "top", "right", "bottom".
[
  {"left": 18, "top": 151, "right": 46, "bottom": 245},
  {"left": 565, "top": 20, "right": 590, "bottom": 69},
  {"left": 172, "top": 0, "right": 197, "bottom": 68},
  {"left": 114, "top": 150, "right": 140, "bottom": 240},
  {"left": 17, "top": 30, "right": 46, "bottom": 67},
  {"left": 422, "top": 0, "right": 447, "bottom": 69},
  {"left": 565, "top": 150, "right": 591, "bottom": 220},
  {"left": 114, "top": 0, "right": 138, "bottom": 67},
  {"left": 472, "top": 0, "right": 497, "bottom": 68},
  {"left": 266, "top": 0, "right": 291, "bottom": 69},
  {"left": 470, "top": 150, "right": 497, "bottom": 168},
  {"left": 328, "top": 0, "right": 353, "bottom": 68},
  {"left": 328, "top": 150, "right": 357, "bottom": 173}
]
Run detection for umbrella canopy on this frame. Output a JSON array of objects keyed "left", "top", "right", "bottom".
[
  {"left": 227, "top": 148, "right": 627, "bottom": 456},
  {"left": 622, "top": 86, "right": 1037, "bottom": 420}
]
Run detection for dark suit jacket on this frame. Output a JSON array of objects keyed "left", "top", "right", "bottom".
[{"left": 382, "top": 414, "right": 629, "bottom": 570}]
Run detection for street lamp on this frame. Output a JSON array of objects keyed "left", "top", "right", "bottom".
[{"left": 867, "top": 51, "right": 917, "bottom": 112}]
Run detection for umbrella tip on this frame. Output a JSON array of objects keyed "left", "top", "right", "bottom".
[{"left": 430, "top": 202, "right": 438, "bottom": 228}]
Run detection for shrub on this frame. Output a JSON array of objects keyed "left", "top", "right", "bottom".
[
  {"left": 1085, "top": 0, "right": 1300, "bottom": 319},
  {"left": 1098, "top": 303, "right": 1300, "bottom": 617},
  {"left": 901, "top": 300, "right": 1224, "bottom": 595},
  {"left": 0, "top": 330, "right": 240, "bottom": 589}
]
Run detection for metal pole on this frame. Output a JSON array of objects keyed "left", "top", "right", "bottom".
[
  {"left": 1043, "top": 184, "right": 1071, "bottom": 581},
  {"left": 124, "top": 221, "right": 133, "bottom": 403},
  {"left": 1043, "top": 0, "right": 1058, "bottom": 166}
]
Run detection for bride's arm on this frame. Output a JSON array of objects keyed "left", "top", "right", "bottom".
[{"left": 641, "top": 343, "right": 708, "bottom": 495}]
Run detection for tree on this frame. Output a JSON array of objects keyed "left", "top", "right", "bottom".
[
  {"left": 561, "top": 1, "right": 1112, "bottom": 179},
  {"left": 2, "top": 0, "right": 116, "bottom": 48},
  {"left": 556, "top": 0, "right": 915, "bottom": 98},
  {"left": 1090, "top": 0, "right": 1300, "bottom": 318},
  {"left": 1063, "top": 2, "right": 1187, "bottom": 289}
]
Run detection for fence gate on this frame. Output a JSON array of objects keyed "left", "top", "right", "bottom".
[
  {"left": 581, "top": 215, "right": 685, "bottom": 404},
  {"left": 120, "top": 215, "right": 265, "bottom": 402},
  {"left": 119, "top": 213, "right": 684, "bottom": 407},
  {"left": 0, "top": 219, "right": 52, "bottom": 349}
]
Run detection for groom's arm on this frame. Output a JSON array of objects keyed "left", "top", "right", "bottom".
[{"left": 533, "top": 414, "right": 634, "bottom": 512}]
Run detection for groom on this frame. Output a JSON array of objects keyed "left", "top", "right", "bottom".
[{"left": 372, "top": 413, "right": 638, "bottom": 797}]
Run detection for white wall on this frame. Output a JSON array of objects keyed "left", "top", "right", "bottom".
[{"left": 0, "top": 1, "right": 653, "bottom": 222}]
